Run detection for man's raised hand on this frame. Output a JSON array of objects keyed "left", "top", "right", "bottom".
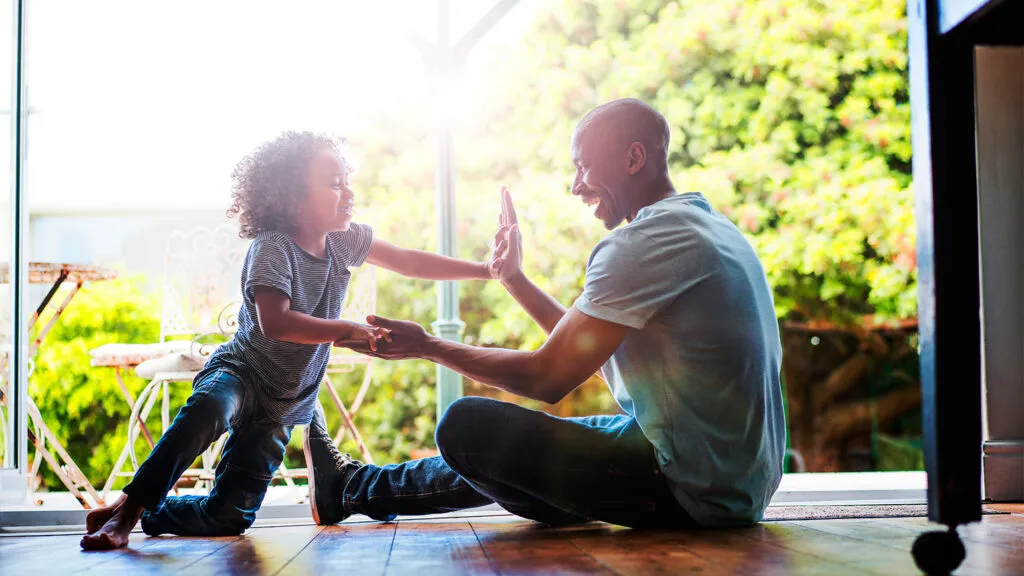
[{"left": 487, "top": 186, "right": 524, "bottom": 283}]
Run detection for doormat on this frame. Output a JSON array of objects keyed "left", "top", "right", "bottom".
[{"left": 763, "top": 504, "right": 1005, "bottom": 521}]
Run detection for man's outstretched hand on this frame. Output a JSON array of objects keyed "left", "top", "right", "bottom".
[
  {"left": 486, "top": 186, "right": 524, "bottom": 283},
  {"left": 334, "top": 315, "right": 431, "bottom": 360}
]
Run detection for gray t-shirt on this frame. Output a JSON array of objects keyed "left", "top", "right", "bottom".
[
  {"left": 574, "top": 193, "right": 785, "bottom": 527},
  {"left": 213, "top": 224, "right": 373, "bottom": 425}
]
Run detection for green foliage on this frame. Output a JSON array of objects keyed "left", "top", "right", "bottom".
[
  {"left": 29, "top": 275, "right": 170, "bottom": 491},
  {"left": 464, "top": 0, "right": 915, "bottom": 326},
  {"left": 875, "top": 434, "right": 924, "bottom": 471}
]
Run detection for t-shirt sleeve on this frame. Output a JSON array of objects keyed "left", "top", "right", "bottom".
[
  {"left": 574, "top": 225, "right": 707, "bottom": 330},
  {"left": 334, "top": 222, "right": 374, "bottom": 267},
  {"left": 244, "top": 235, "right": 294, "bottom": 300}
]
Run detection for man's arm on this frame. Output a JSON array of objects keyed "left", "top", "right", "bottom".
[
  {"left": 346, "top": 308, "right": 627, "bottom": 404},
  {"left": 501, "top": 271, "right": 567, "bottom": 335},
  {"left": 366, "top": 238, "right": 490, "bottom": 281}
]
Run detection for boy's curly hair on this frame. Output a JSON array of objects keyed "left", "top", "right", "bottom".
[{"left": 227, "top": 131, "right": 344, "bottom": 238}]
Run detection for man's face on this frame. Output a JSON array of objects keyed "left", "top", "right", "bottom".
[
  {"left": 300, "top": 149, "right": 355, "bottom": 233},
  {"left": 570, "top": 128, "right": 627, "bottom": 230}
]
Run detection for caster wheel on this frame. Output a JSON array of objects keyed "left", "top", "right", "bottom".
[{"left": 912, "top": 529, "right": 965, "bottom": 575}]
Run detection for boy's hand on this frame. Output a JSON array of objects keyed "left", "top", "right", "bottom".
[
  {"left": 335, "top": 315, "right": 430, "bottom": 360},
  {"left": 487, "top": 186, "right": 524, "bottom": 283},
  {"left": 340, "top": 322, "right": 392, "bottom": 352}
]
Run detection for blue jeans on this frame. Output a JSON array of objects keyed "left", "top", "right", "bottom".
[
  {"left": 343, "top": 396, "right": 697, "bottom": 528},
  {"left": 122, "top": 361, "right": 291, "bottom": 536}
]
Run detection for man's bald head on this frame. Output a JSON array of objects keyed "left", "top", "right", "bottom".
[
  {"left": 569, "top": 99, "right": 677, "bottom": 229},
  {"left": 574, "top": 98, "right": 670, "bottom": 171}
]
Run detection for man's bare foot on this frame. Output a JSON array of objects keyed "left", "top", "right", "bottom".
[
  {"left": 86, "top": 494, "right": 126, "bottom": 534},
  {"left": 80, "top": 496, "right": 143, "bottom": 551}
]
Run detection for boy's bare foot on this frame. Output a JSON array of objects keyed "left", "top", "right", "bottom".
[
  {"left": 80, "top": 496, "right": 144, "bottom": 551},
  {"left": 85, "top": 494, "right": 126, "bottom": 534}
]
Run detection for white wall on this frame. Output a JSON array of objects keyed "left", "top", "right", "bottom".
[{"left": 975, "top": 46, "right": 1024, "bottom": 502}]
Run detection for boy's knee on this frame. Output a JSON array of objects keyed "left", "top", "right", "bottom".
[
  {"left": 186, "top": 392, "right": 239, "bottom": 434},
  {"left": 208, "top": 505, "right": 255, "bottom": 535}
]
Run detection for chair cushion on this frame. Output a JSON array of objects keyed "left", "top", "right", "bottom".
[
  {"left": 89, "top": 341, "right": 193, "bottom": 367},
  {"left": 134, "top": 352, "right": 209, "bottom": 379}
]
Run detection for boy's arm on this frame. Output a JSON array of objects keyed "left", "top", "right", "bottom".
[
  {"left": 366, "top": 238, "right": 491, "bottom": 281},
  {"left": 254, "top": 287, "right": 385, "bottom": 345}
]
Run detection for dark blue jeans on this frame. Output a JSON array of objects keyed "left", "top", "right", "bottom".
[
  {"left": 343, "top": 396, "right": 697, "bottom": 528},
  {"left": 122, "top": 361, "right": 291, "bottom": 536}
]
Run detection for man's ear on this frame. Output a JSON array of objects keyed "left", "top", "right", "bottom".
[{"left": 626, "top": 142, "right": 647, "bottom": 175}]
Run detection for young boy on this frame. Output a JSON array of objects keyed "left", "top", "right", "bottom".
[{"left": 81, "top": 131, "right": 497, "bottom": 549}]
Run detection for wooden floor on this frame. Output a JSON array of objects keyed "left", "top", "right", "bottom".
[{"left": 1, "top": 504, "right": 1022, "bottom": 575}]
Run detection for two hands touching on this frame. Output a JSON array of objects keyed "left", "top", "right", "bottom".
[
  {"left": 487, "top": 186, "right": 524, "bottom": 284},
  {"left": 342, "top": 321, "right": 393, "bottom": 352},
  {"left": 336, "top": 187, "right": 522, "bottom": 358}
]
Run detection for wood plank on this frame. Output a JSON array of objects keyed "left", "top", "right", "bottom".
[
  {"left": 796, "top": 517, "right": 1024, "bottom": 576},
  {"left": 2, "top": 512, "right": 1023, "bottom": 575},
  {"left": 385, "top": 520, "right": 495, "bottom": 575},
  {"left": 880, "top": 514, "right": 1024, "bottom": 543},
  {"left": 0, "top": 531, "right": 160, "bottom": 575},
  {"left": 278, "top": 522, "right": 395, "bottom": 575},
  {"left": 468, "top": 517, "right": 616, "bottom": 575},
  {"left": 986, "top": 503, "right": 1024, "bottom": 516},
  {"left": 878, "top": 517, "right": 1024, "bottom": 575},
  {"left": 186, "top": 524, "right": 321, "bottom": 575},
  {"left": 908, "top": 515, "right": 1024, "bottom": 544},
  {"left": 80, "top": 535, "right": 240, "bottom": 575},
  {"left": 738, "top": 521, "right": 921, "bottom": 575},
  {"left": 652, "top": 526, "right": 864, "bottom": 576},
  {"left": 565, "top": 526, "right": 708, "bottom": 575}
]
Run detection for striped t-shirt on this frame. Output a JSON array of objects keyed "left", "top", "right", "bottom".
[{"left": 211, "top": 223, "right": 373, "bottom": 425}]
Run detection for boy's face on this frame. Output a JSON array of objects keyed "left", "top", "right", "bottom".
[{"left": 300, "top": 149, "right": 355, "bottom": 234}]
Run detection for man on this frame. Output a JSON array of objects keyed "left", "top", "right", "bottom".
[{"left": 305, "top": 98, "right": 786, "bottom": 528}]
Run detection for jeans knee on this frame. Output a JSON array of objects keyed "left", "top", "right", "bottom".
[
  {"left": 209, "top": 506, "right": 255, "bottom": 535},
  {"left": 184, "top": 391, "right": 238, "bottom": 434},
  {"left": 436, "top": 397, "right": 484, "bottom": 450},
  {"left": 436, "top": 396, "right": 505, "bottom": 473}
]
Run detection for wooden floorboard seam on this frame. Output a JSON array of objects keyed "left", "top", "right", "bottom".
[
  {"left": 176, "top": 535, "right": 244, "bottom": 573},
  {"left": 271, "top": 525, "right": 324, "bottom": 576},
  {"left": 726, "top": 523, "right": 884, "bottom": 575},
  {"left": 565, "top": 532, "right": 625, "bottom": 576},
  {"left": 467, "top": 520, "right": 502, "bottom": 576},
  {"left": 380, "top": 521, "right": 399, "bottom": 575}
]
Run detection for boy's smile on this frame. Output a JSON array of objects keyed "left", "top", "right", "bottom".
[{"left": 303, "top": 149, "right": 356, "bottom": 234}]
